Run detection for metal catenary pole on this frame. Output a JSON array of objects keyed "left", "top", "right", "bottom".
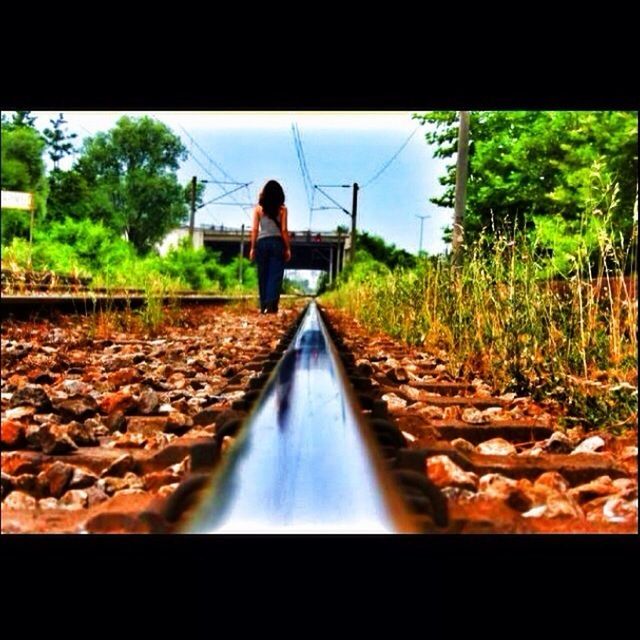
[
  {"left": 239, "top": 223, "right": 245, "bottom": 284},
  {"left": 416, "top": 214, "right": 430, "bottom": 255},
  {"left": 189, "top": 176, "right": 197, "bottom": 243},
  {"left": 351, "top": 182, "right": 359, "bottom": 262}
]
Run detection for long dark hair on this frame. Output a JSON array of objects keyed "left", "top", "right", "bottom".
[{"left": 259, "top": 180, "right": 285, "bottom": 222}]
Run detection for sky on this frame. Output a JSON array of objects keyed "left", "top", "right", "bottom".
[{"left": 28, "top": 111, "right": 453, "bottom": 256}]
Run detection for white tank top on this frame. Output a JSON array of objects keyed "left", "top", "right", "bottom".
[{"left": 257, "top": 206, "right": 282, "bottom": 240}]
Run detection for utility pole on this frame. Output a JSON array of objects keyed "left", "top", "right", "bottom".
[
  {"left": 416, "top": 214, "right": 430, "bottom": 255},
  {"left": 239, "top": 223, "right": 245, "bottom": 284},
  {"left": 312, "top": 183, "right": 356, "bottom": 262},
  {"left": 351, "top": 182, "right": 359, "bottom": 262},
  {"left": 189, "top": 176, "right": 197, "bottom": 244},
  {"left": 453, "top": 111, "right": 470, "bottom": 264}
]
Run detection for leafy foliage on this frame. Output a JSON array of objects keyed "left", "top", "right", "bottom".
[
  {"left": 1, "top": 119, "right": 48, "bottom": 242},
  {"left": 72, "top": 116, "right": 188, "bottom": 252},
  {"left": 42, "top": 113, "right": 77, "bottom": 168},
  {"left": 3, "top": 217, "right": 136, "bottom": 278},
  {"left": 414, "top": 111, "right": 638, "bottom": 254},
  {"left": 46, "top": 169, "right": 95, "bottom": 222},
  {"left": 357, "top": 231, "right": 416, "bottom": 270},
  {"left": 319, "top": 230, "right": 414, "bottom": 293},
  {"left": 158, "top": 240, "right": 227, "bottom": 290},
  {"left": 2, "top": 218, "right": 258, "bottom": 292},
  {"left": 10, "top": 111, "right": 37, "bottom": 128}
]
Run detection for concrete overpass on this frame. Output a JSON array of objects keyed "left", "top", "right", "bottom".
[{"left": 159, "top": 226, "right": 351, "bottom": 282}]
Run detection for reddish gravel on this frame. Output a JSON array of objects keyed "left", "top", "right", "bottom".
[
  {"left": 323, "top": 306, "right": 638, "bottom": 534},
  {"left": 3, "top": 298, "right": 636, "bottom": 534},
  {"left": 1, "top": 302, "right": 303, "bottom": 533}
]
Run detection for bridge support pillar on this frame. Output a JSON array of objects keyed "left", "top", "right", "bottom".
[{"left": 329, "top": 246, "right": 334, "bottom": 284}]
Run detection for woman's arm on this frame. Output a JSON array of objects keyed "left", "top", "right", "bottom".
[
  {"left": 281, "top": 206, "right": 292, "bottom": 262},
  {"left": 249, "top": 206, "right": 260, "bottom": 260}
]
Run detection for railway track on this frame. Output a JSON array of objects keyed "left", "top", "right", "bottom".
[
  {"left": 0, "top": 297, "right": 449, "bottom": 533},
  {"left": 1, "top": 270, "right": 262, "bottom": 315},
  {"left": 1, "top": 295, "right": 636, "bottom": 533},
  {"left": 0, "top": 291, "right": 306, "bottom": 318},
  {"left": 181, "top": 301, "right": 422, "bottom": 533},
  {"left": 0, "top": 293, "right": 263, "bottom": 317}
]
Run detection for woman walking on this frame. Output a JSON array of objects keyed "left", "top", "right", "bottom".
[{"left": 249, "top": 180, "right": 292, "bottom": 313}]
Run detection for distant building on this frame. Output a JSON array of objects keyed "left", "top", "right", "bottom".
[{"left": 157, "top": 226, "right": 203, "bottom": 255}]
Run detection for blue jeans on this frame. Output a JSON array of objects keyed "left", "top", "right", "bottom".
[{"left": 256, "top": 236, "right": 285, "bottom": 312}]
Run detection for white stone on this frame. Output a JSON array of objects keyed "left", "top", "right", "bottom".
[
  {"left": 461, "top": 408, "right": 488, "bottom": 424},
  {"left": 3, "top": 491, "right": 37, "bottom": 510},
  {"left": 381, "top": 393, "right": 407, "bottom": 412},
  {"left": 478, "top": 473, "right": 518, "bottom": 499},
  {"left": 426, "top": 455, "right": 478, "bottom": 490},
  {"left": 59, "top": 489, "right": 89, "bottom": 510},
  {"left": 476, "top": 438, "right": 517, "bottom": 456},
  {"left": 571, "top": 435, "right": 605, "bottom": 455},
  {"left": 451, "top": 438, "right": 476, "bottom": 453},
  {"left": 38, "top": 497, "right": 59, "bottom": 510},
  {"left": 418, "top": 405, "right": 445, "bottom": 420}
]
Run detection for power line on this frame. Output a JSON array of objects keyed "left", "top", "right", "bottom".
[
  {"left": 188, "top": 149, "right": 250, "bottom": 199},
  {"left": 186, "top": 147, "right": 253, "bottom": 220},
  {"left": 291, "top": 122, "right": 315, "bottom": 226},
  {"left": 291, "top": 123, "right": 314, "bottom": 205},
  {"left": 199, "top": 184, "right": 250, "bottom": 208},
  {"left": 77, "top": 124, "right": 95, "bottom": 138},
  {"left": 313, "top": 185, "right": 350, "bottom": 216},
  {"left": 201, "top": 205, "right": 221, "bottom": 225},
  {"left": 157, "top": 116, "right": 251, "bottom": 216},
  {"left": 291, "top": 126, "right": 309, "bottom": 204},
  {"left": 244, "top": 184, "right": 253, "bottom": 210},
  {"left": 176, "top": 122, "right": 254, "bottom": 219},
  {"left": 361, "top": 126, "right": 420, "bottom": 189},
  {"left": 179, "top": 124, "right": 242, "bottom": 185}
]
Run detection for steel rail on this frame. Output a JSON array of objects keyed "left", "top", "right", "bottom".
[
  {"left": 182, "top": 301, "right": 418, "bottom": 533},
  {"left": 0, "top": 294, "right": 310, "bottom": 316}
]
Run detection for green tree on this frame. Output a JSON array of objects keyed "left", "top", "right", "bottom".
[
  {"left": 1, "top": 119, "right": 48, "bottom": 243},
  {"left": 43, "top": 113, "right": 78, "bottom": 169},
  {"left": 46, "top": 169, "right": 94, "bottom": 222},
  {"left": 357, "top": 231, "right": 416, "bottom": 269},
  {"left": 414, "top": 111, "right": 638, "bottom": 247},
  {"left": 74, "top": 116, "right": 188, "bottom": 252},
  {"left": 11, "top": 111, "right": 37, "bottom": 128}
]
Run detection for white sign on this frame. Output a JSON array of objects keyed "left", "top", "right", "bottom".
[{"left": 1, "top": 191, "right": 34, "bottom": 210}]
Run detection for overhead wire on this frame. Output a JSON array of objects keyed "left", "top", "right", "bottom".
[
  {"left": 360, "top": 126, "right": 420, "bottom": 189},
  {"left": 178, "top": 117, "right": 421, "bottom": 234},
  {"left": 176, "top": 121, "right": 254, "bottom": 225},
  {"left": 291, "top": 122, "right": 315, "bottom": 227}
]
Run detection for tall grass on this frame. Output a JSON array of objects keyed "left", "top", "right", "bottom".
[{"left": 324, "top": 190, "right": 637, "bottom": 430}]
